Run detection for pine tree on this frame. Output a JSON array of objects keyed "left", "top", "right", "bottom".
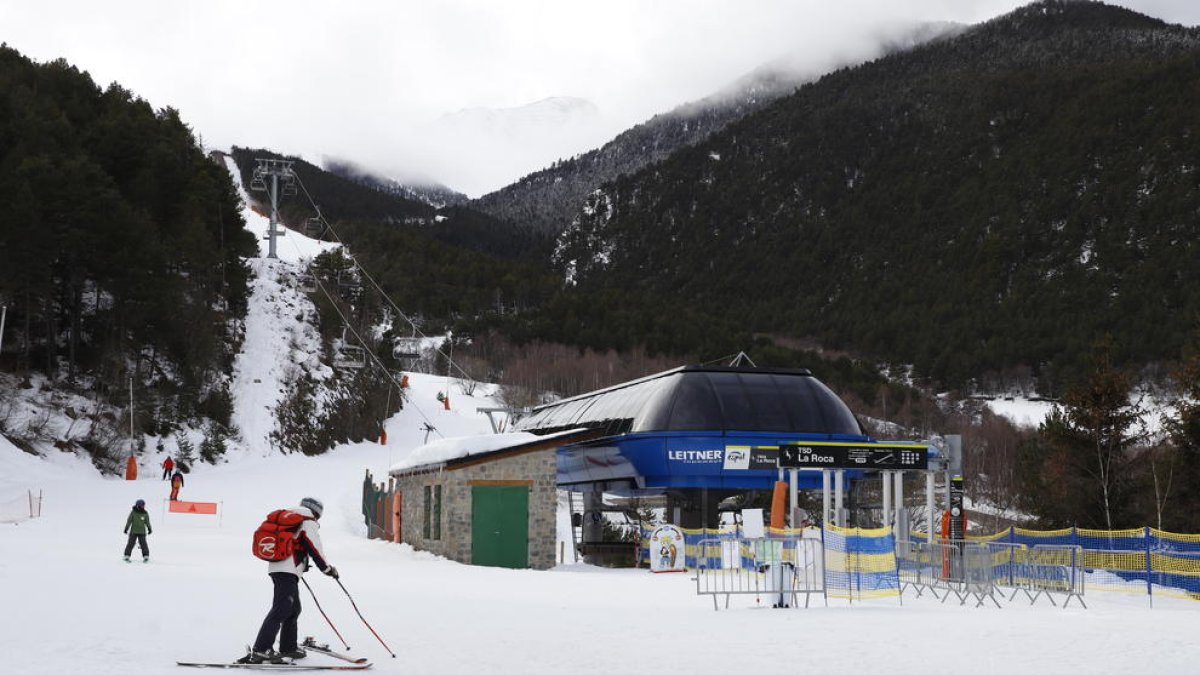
[
  {"left": 175, "top": 433, "right": 196, "bottom": 468},
  {"left": 1162, "top": 330, "right": 1200, "bottom": 530},
  {"left": 199, "top": 424, "right": 226, "bottom": 464},
  {"left": 1039, "top": 337, "right": 1143, "bottom": 529}
]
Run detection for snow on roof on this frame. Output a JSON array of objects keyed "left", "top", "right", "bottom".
[{"left": 389, "top": 428, "right": 588, "bottom": 474}]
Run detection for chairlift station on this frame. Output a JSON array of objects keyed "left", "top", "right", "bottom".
[{"left": 388, "top": 365, "right": 949, "bottom": 569}]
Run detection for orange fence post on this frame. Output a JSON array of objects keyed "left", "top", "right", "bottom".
[
  {"left": 125, "top": 456, "right": 138, "bottom": 480},
  {"left": 392, "top": 492, "right": 402, "bottom": 543},
  {"left": 769, "top": 481, "right": 788, "bottom": 529},
  {"left": 940, "top": 510, "right": 951, "bottom": 577}
]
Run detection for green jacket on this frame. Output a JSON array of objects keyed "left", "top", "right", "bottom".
[{"left": 125, "top": 507, "right": 152, "bottom": 535}]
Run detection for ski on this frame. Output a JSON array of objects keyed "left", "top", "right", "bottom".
[
  {"left": 177, "top": 658, "right": 369, "bottom": 662},
  {"left": 301, "top": 637, "right": 371, "bottom": 665}
]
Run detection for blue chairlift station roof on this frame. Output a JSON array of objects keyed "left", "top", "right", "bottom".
[{"left": 513, "top": 365, "right": 932, "bottom": 494}]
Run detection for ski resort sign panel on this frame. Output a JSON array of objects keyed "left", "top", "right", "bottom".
[{"left": 778, "top": 442, "right": 928, "bottom": 470}]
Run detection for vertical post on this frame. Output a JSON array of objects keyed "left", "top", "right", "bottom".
[
  {"left": 822, "top": 470, "right": 832, "bottom": 527},
  {"left": 268, "top": 173, "right": 279, "bottom": 259},
  {"left": 949, "top": 475, "right": 964, "bottom": 580},
  {"left": 894, "top": 471, "right": 905, "bottom": 539},
  {"left": 1145, "top": 526, "right": 1153, "bottom": 607},
  {"left": 582, "top": 492, "right": 604, "bottom": 562},
  {"left": 129, "top": 376, "right": 134, "bottom": 457},
  {"left": 925, "top": 471, "right": 935, "bottom": 544},
  {"left": 881, "top": 470, "right": 892, "bottom": 531},
  {"left": 834, "top": 470, "right": 845, "bottom": 526},
  {"left": 789, "top": 468, "right": 798, "bottom": 527},
  {"left": 0, "top": 304, "right": 7, "bottom": 356},
  {"left": 944, "top": 435, "right": 961, "bottom": 507}
]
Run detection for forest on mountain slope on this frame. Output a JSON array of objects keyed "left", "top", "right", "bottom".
[
  {"left": 0, "top": 45, "right": 257, "bottom": 465},
  {"left": 234, "top": 146, "right": 914, "bottom": 422},
  {"left": 553, "top": 0, "right": 1200, "bottom": 392}
]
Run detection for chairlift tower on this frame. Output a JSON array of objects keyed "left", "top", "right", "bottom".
[{"left": 250, "top": 159, "right": 298, "bottom": 259}]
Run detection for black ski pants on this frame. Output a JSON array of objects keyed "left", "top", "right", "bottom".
[
  {"left": 124, "top": 533, "right": 149, "bottom": 558},
  {"left": 253, "top": 572, "right": 302, "bottom": 653}
]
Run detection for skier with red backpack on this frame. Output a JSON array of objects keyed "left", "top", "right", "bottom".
[{"left": 239, "top": 497, "right": 339, "bottom": 665}]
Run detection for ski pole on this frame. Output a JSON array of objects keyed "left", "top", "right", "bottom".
[
  {"left": 335, "top": 578, "right": 396, "bottom": 658},
  {"left": 300, "top": 575, "right": 352, "bottom": 651}
]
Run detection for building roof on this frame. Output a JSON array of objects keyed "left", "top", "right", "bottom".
[
  {"left": 513, "top": 365, "right": 862, "bottom": 437},
  {"left": 389, "top": 427, "right": 603, "bottom": 477}
]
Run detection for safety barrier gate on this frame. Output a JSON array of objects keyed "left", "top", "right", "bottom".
[
  {"left": 897, "top": 540, "right": 1085, "bottom": 608},
  {"left": 897, "top": 540, "right": 999, "bottom": 607},
  {"left": 693, "top": 538, "right": 826, "bottom": 611},
  {"left": 1015, "top": 545, "right": 1087, "bottom": 608}
]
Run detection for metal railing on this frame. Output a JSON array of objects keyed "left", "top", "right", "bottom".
[
  {"left": 896, "top": 540, "right": 1002, "bottom": 607},
  {"left": 693, "top": 537, "right": 826, "bottom": 611},
  {"left": 897, "top": 540, "right": 992, "bottom": 606},
  {"left": 898, "top": 539, "right": 1086, "bottom": 609},
  {"left": 1016, "top": 545, "right": 1086, "bottom": 608}
]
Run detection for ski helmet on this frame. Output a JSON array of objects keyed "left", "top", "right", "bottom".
[
  {"left": 135, "top": 499, "right": 145, "bottom": 508},
  {"left": 300, "top": 496, "right": 324, "bottom": 519}
]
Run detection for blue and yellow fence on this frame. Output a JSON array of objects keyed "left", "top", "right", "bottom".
[
  {"left": 908, "top": 526, "right": 1200, "bottom": 602},
  {"left": 824, "top": 525, "right": 901, "bottom": 600}
]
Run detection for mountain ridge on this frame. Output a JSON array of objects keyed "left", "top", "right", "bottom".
[{"left": 470, "top": 21, "right": 962, "bottom": 236}]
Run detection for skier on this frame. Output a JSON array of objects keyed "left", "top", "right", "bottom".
[
  {"left": 122, "top": 499, "right": 152, "bottom": 562},
  {"left": 169, "top": 468, "right": 185, "bottom": 501},
  {"left": 239, "top": 497, "right": 339, "bottom": 665},
  {"left": 161, "top": 456, "right": 175, "bottom": 480}
]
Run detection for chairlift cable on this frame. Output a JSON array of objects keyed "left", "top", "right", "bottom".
[
  {"left": 281, "top": 218, "right": 445, "bottom": 440},
  {"left": 289, "top": 172, "right": 478, "bottom": 388}
]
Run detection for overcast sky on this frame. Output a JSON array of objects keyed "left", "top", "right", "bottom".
[{"left": 2, "top": 1, "right": 1198, "bottom": 197}]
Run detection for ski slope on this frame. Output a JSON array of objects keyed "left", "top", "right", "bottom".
[{"left": 2, "top": 425, "right": 1199, "bottom": 675}]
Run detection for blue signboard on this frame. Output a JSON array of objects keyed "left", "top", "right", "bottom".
[{"left": 557, "top": 430, "right": 918, "bottom": 492}]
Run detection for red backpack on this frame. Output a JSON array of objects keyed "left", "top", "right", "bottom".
[{"left": 252, "top": 509, "right": 311, "bottom": 562}]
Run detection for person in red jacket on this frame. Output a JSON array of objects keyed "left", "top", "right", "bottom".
[
  {"left": 161, "top": 456, "right": 175, "bottom": 480},
  {"left": 169, "top": 469, "right": 185, "bottom": 501}
]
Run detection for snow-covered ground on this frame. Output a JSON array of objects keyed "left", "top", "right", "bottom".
[
  {"left": 3, "top": 426, "right": 1199, "bottom": 675},
  {"left": 986, "top": 394, "right": 1173, "bottom": 436}
]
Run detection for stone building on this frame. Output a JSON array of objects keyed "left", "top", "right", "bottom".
[{"left": 389, "top": 430, "right": 597, "bottom": 570}]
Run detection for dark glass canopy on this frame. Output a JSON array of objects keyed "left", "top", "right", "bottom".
[{"left": 514, "top": 366, "right": 862, "bottom": 437}]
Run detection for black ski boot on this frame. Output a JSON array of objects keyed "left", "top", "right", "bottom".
[
  {"left": 279, "top": 647, "right": 306, "bottom": 660},
  {"left": 236, "top": 649, "right": 284, "bottom": 664}
]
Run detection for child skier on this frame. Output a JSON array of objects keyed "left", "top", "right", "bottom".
[
  {"left": 123, "top": 499, "right": 152, "bottom": 562},
  {"left": 161, "top": 456, "right": 175, "bottom": 480},
  {"left": 169, "top": 469, "right": 185, "bottom": 501}
]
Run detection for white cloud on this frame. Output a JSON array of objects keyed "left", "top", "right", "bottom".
[{"left": 1, "top": 0, "right": 1196, "bottom": 196}]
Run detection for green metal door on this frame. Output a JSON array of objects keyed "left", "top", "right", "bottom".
[{"left": 471, "top": 486, "right": 529, "bottom": 569}]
